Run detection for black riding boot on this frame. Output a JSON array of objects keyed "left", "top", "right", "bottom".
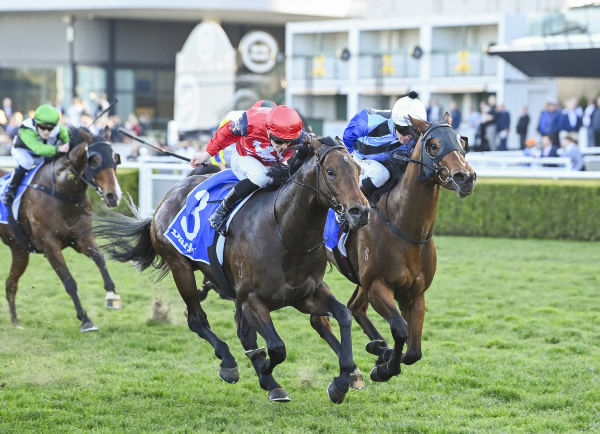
[
  {"left": 2, "top": 166, "right": 28, "bottom": 205},
  {"left": 360, "top": 178, "right": 377, "bottom": 199},
  {"left": 209, "top": 178, "right": 259, "bottom": 235}
]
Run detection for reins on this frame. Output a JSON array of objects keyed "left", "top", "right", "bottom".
[{"left": 273, "top": 143, "right": 347, "bottom": 254}]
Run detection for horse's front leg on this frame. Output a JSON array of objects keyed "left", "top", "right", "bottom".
[
  {"left": 367, "top": 278, "right": 408, "bottom": 382},
  {"left": 78, "top": 240, "right": 121, "bottom": 309},
  {"left": 400, "top": 292, "right": 425, "bottom": 365},
  {"left": 5, "top": 245, "right": 30, "bottom": 328},
  {"left": 300, "top": 282, "right": 360, "bottom": 403},
  {"left": 43, "top": 242, "right": 97, "bottom": 332},
  {"left": 235, "top": 303, "right": 289, "bottom": 402},
  {"left": 240, "top": 293, "right": 289, "bottom": 401},
  {"left": 347, "top": 284, "right": 390, "bottom": 357}
]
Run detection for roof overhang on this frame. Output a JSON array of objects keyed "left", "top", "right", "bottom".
[{"left": 487, "top": 33, "right": 600, "bottom": 77}]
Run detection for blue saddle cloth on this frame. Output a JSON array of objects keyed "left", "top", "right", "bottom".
[
  {"left": 164, "top": 169, "right": 240, "bottom": 264},
  {"left": 0, "top": 164, "right": 44, "bottom": 223}
]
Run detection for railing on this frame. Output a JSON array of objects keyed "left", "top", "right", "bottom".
[
  {"left": 466, "top": 151, "right": 600, "bottom": 179},
  {"left": 2, "top": 151, "right": 599, "bottom": 218}
]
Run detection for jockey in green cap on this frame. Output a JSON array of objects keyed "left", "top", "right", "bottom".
[{"left": 2, "top": 104, "right": 70, "bottom": 205}]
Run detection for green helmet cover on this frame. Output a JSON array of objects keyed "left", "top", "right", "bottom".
[{"left": 34, "top": 104, "right": 60, "bottom": 125}]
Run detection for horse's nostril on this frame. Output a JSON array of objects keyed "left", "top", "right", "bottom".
[{"left": 348, "top": 207, "right": 361, "bottom": 218}]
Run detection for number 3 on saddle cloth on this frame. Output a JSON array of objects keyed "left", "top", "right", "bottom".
[
  {"left": 0, "top": 165, "right": 44, "bottom": 223},
  {"left": 164, "top": 169, "right": 255, "bottom": 299},
  {"left": 324, "top": 209, "right": 360, "bottom": 284}
]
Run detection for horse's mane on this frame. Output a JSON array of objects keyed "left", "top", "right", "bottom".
[
  {"left": 266, "top": 136, "right": 339, "bottom": 190},
  {"left": 68, "top": 125, "right": 106, "bottom": 148}
]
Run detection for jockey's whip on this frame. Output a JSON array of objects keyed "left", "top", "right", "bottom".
[
  {"left": 118, "top": 128, "right": 191, "bottom": 162},
  {"left": 87, "top": 98, "right": 119, "bottom": 128}
]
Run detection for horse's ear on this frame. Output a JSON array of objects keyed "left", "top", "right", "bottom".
[
  {"left": 80, "top": 128, "right": 94, "bottom": 145},
  {"left": 104, "top": 125, "right": 111, "bottom": 141},
  {"left": 442, "top": 111, "right": 452, "bottom": 126},
  {"left": 410, "top": 116, "right": 431, "bottom": 134}
]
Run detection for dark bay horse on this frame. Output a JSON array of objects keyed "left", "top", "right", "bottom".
[
  {"left": 328, "top": 113, "right": 476, "bottom": 382},
  {"left": 0, "top": 126, "right": 123, "bottom": 332},
  {"left": 95, "top": 136, "right": 370, "bottom": 403}
]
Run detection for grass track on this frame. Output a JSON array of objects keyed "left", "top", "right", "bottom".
[{"left": 0, "top": 236, "right": 598, "bottom": 432}]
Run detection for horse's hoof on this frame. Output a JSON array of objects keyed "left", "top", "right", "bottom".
[
  {"left": 369, "top": 365, "right": 390, "bottom": 383},
  {"left": 80, "top": 321, "right": 99, "bottom": 332},
  {"left": 105, "top": 292, "right": 122, "bottom": 309},
  {"left": 365, "top": 339, "right": 387, "bottom": 355},
  {"left": 349, "top": 366, "right": 365, "bottom": 390},
  {"left": 219, "top": 365, "right": 239, "bottom": 384},
  {"left": 327, "top": 381, "right": 347, "bottom": 404},
  {"left": 268, "top": 388, "right": 291, "bottom": 402}
]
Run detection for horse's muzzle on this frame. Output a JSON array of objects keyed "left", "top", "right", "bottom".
[
  {"left": 346, "top": 205, "right": 370, "bottom": 229},
  {"left": 452, "top": 171, "right": 477, "bottom": 198},
  {"left": 104, "top": 192, "right": 120, "bottom": 207}
]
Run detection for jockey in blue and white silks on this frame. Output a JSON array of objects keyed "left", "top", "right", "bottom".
[{"left": 342, "top": 91, "right": 427, "bottom": 196}]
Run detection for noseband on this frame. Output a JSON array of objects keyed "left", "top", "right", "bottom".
[{"left": 273, "top": 143, "right": 349, "bottom": 254}]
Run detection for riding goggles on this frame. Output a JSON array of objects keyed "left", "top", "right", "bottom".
[
  {"left": 37, "top": 123, "right": 56, "bottom": 131},
  {"left": 269, "top": 134, "right": 295, "bottom": 146},
  {"left": 394, "top": 124, "right": 413, "bottom": 136}
]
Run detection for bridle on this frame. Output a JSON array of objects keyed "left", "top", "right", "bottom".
[
  {"left": 69, "top": 141, "right": 120, "bottom": 199},
  {"left": 30, "top": 141, "right": 120, "bottom": 203},
  {"left": 392, "top": 121, "right": 466, "bottom": 183},
  {"left": 375, "top": 121, "right": 467, "bottom": 245},
  {"left": 273, "top": 141, "right": 349, "bottom": 254}
]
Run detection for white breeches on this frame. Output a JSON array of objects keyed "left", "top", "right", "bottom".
[
  {"left": 11, "top": 147, "right": 44, "bottom": 170},
  {"left": 352, "top": 153, "right": 390, "bottom": 187},
  {"left": 230, "top": 152, "right": 271, "bottom": 187}
]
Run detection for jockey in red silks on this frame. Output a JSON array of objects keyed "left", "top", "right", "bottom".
[{"left": 191, "top": 105, "right": 310, "bottom": 235}]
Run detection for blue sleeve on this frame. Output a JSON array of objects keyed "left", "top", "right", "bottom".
[{"left": 342, "top": 110, "right": 369, "bottom": 153}]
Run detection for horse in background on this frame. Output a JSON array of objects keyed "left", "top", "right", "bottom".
[
  {"left": 0, "top": 126, "right": 123, "bottom": 332},
  {"left": 96, "top": 136, "right": 370, "bottom": 403},
  {"left": 328, "top": 113, "right": 476, "bottom": 382}
]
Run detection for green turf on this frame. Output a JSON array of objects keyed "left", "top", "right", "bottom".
[{"left": 0, "top": 236, "right": 598, "bottom": 432}]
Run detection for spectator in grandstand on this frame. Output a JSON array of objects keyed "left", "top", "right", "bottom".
[
  {"left": 582, "top": 99, "right": 596, "bottom": 148},
  {"left": 540, "top": 134, "right": 559, "bottom": 158},
  {"left": 516, "top": 105, "right": 530, "bottom": 150},
  {"left": 522, "top": 138, "right": 539, "bottom": 158},
  {"left": 495, "top": 103, "right": 510, "bottom": 150},
  {"left": 537, "top": 102, "right": 561, "bottom": 148},
  {"left": 449, "top": 101, "right": 461, "bottom": 130},
  {"left": 559, "top": 132, "right": 584, "bottom": 171},
  {"left": 426, "top": 98, "right": 441, "bottom": 122},
  {"left": 590, "top": 96, "right": 600, "bottom": 149},
  {"left": 558, "top": 97, "right": 582, "bottom": 134}
]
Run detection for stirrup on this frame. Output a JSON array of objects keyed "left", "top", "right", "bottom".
[{"left": 209, "top": 213, "right": 228, "bottom": 236}]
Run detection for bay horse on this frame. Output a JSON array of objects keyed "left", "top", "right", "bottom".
[
  {"left": 328, "top": 113, "right": 476, "bottom": 382},
  {"left": 0, "top": 126, "right": 123, "bottom": 332},
  {"left": 95, "top": 136, "right": 370, "bottom": 403}
]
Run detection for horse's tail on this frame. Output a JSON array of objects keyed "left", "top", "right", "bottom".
[{"left": 94, "top": 197, "right": 169, "bottom": 279}]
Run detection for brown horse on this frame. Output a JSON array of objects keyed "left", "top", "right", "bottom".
[
  {"left": 328, "top": 113, "right": 476, "bottom": 382},
  {"left": 0, "top": 126, "right": 122, "bottom": 332},
  {"left": 95, "top": 136, "right": 370, "bottom": 403}
]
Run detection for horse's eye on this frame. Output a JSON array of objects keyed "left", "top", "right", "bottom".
[
  {"left": 89, "top": 155, "right": 100, "bottom": 168},
  {"left": 326, "top": 168, "right": 335, "bottom": 177},
  {"left": 426, "top": 139, "right": 440, "bottom": 156}
]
